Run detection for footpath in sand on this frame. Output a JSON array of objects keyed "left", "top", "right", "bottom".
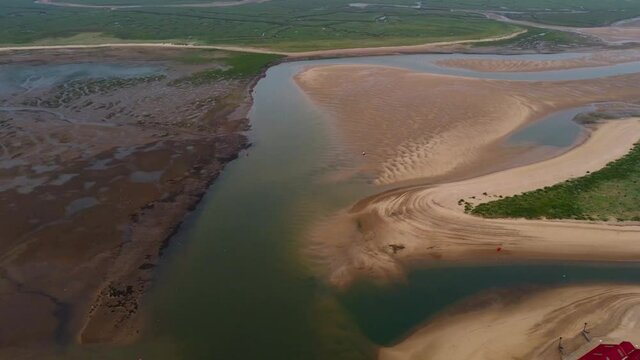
[
  {"left": 379, "top": 285, "right": 640, "bottom": 360},
  {"left": 295, "top": 64, "right": 640, "bottom": 287},
  {"left": 0, "top": 29, "right": 526, "bottom": 58}
]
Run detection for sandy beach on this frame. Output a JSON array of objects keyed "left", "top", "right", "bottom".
[
  {"left": 379, "top": 285, "right": 640, "bottom": 360},
  {"left": 296, "top": 65, "right": 640, "bottom": 287}
]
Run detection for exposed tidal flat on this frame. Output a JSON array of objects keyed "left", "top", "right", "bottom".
[
  {"left": 0, "top": 47, "right": 276, "bottom": 358},
  {"left": 50, "top": 51, "right": 640, "bottom": 359}
]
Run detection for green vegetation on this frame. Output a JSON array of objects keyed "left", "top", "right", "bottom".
[
  {"left": 470, "top": 143, "right": 640, "bottom": 222},
  {"left": 68, "top": 0, "right": 240, "bottom": 4},
  {"left": 473, "top": 27, "right": 594, "bottom": 48},
  {"left": 170, "top": 51, "right": 282, "bottom": 85},
  {"left": 0, "top": 0, "right": 518, "bottom": 51},
  {"left": 1, "top": 0, "right": 638, "bottom": 51},
  {"left": 428, "top": 0, "right": 640, "bottom": 26}
]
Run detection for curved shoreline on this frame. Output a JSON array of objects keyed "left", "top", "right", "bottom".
[
  {"left": 295, "top": 61, "right": 640, "bottom": 359},
  {"left": 379, "top": 285, "right": 640, "bottom": 360},
  {"left": 296, "top": 64, "right": 640, "bottom": 287}
]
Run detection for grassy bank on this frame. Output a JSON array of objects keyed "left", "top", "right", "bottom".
[
  {"left": 470, "top": 142, "right": 640, "bottom": 222},
  {"left": 170, "top": 51, "right": 282, "bottom": 85},
  {"left": 0, "top": 0, "right": 552, "bottom": 52},
  {"left": 2, "top": 0, "right": 638, "bottom": 51}
]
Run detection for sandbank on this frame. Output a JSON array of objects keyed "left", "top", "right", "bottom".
[
  {"left": 436, "top": 49, "right": 640, "bottom": 72},
  {"left": 296, "top": 65, "right": 640, "bottom": 287},
  {"left": 296, "top": 65, "right": 640, "bottom": 185},
  {"left": 379, "top": 285, "right": 640, "bottom": 360}
]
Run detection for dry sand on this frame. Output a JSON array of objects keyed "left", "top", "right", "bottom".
[
  {"left": 295, "top": 65, "right": 640, "bottom": 287},
  {"left": 436, "top": 49, "right": 640, "bottom": 72},
  {"left": 379, "top": 285, "right": 640, "bottom": 360}
]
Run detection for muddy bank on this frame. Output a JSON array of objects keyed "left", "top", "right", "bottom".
[{"left": 0, "top": 47, "right": 261, "bottom": 355}]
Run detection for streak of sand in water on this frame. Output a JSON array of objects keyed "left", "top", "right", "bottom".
[
  {"left": 436, "top": 49, "right": 640, "bottom": 73},
  {"left": 379, "top": 285, "right": 640, "bottom": 360},
  {"left": 295, "top": 65, "right": 640, "bottom": 287}
]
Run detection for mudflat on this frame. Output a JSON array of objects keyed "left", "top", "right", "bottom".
[{"left": 0, "top": 47, "right": 256, "bottom": 355}]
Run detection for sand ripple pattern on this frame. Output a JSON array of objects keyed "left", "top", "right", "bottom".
[
  {"left": 296, "top": 65, "right": 640, "bottom": 287},
  {"left": 436, "top": 49, "right": 640, "bottom": 72}
]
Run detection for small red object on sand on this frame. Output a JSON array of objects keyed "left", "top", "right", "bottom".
[{"left": 496, "top": 247, "right": 502, "bottom": 252}]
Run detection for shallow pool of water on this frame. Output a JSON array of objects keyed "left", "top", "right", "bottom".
[
  {"left": 508, "top": 105, "right": 594, "bottom": 147},
  {"left": 0, "top": 63, "right": 164, "bottom": 95}
]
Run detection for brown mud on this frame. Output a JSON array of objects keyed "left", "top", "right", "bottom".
[{"left": 0, "top": 47, "right": 260, "bottom": 355}]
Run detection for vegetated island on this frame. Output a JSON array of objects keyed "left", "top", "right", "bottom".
[{"left": 470, "top": 141, "right": 640, "bottom": 221}]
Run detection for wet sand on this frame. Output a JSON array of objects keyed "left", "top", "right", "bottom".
[
  {"left": 379, "top": 285, "right": 640, "bottom": 360},
  {"left": 296, "top": 65, "right": 640, "bottom": 185},
  {"left": 436, "top": 49, "right": 640, "bottom": 72},
  {"left": 295, "top": 65, "right": 640, "bottom": 287}
]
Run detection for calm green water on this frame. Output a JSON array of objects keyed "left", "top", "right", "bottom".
[
  {"left": 73, "top": 54, "right": 640, "bottom": 359},
  {"left": 508, "top": 105, "right": 594, "bottom": 147}
]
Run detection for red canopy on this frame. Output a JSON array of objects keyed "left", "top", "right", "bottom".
[{"left": 579, "top": 342, "right": 640, "bottom": 360}]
